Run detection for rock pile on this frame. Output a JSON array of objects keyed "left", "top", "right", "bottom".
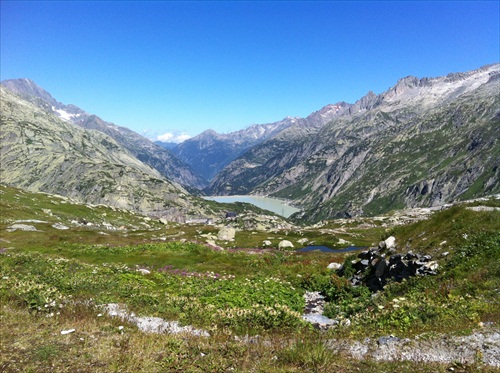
[
  {"left": 339, "top": 236, "right": 439, "bottom": 291},
  {"left": 302, "top": 291, "right": 338, "bottom": 329}
]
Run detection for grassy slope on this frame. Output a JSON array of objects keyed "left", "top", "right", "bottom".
[{"left": 1, "top": 184, "right": 499, "bottom": 372}]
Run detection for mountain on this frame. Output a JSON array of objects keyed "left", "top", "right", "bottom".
[
  {"left": 209, "top": 64, "right": 500, "bottom": 221},
  {"left": 171, "top": 103, "right": 349, "bottom": 181},
  {"left": 0, "top": 79, "right": 207, "bottom": 191},
  {"left": 155, "top": 141, "right": 178, "bottom": 150},
  {"left": 0, "top": 86, "right": 213, "bottom": 220}
]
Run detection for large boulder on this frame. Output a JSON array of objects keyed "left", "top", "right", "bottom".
[
  {"left": 384, "top": 236, "right": 396, "bottom": 250},
  {"left": 217, "top": 227, "right": 236, "bottom": 241},
  {"left": 327, "top": 262, "right": 343, "bottom": 270},
  {"left": 278, "top": 240, "right": 294, "bottom": 249}
]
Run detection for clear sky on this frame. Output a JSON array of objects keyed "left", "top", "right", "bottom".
[{"left": 1, "top": 1, "right": 499, "bottom": 142}]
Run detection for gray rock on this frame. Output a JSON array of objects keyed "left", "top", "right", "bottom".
[
  {"left": 217, "top": 227, "right": 236, "bottom": 241},
  {"left": 302, "top": 314, "right": 339, "bottom": 328},
  {"left": 104, "top": 303, "right": 209, "bottom": 336},
  {"left": 52, "top": 223, "right": 69, "bottom": 230},
  {"left": 278, "top": 240, "right": 294, "bottom": 249},
  {"left": 6, "top": 224, "right": 40, "bottom": 232},
  {"left": 377, "top": 335, "right": 400, "bottom": 345},
  {"left": 327, "top": 262, "right": 343, "bottom": 270},
  {"left": 375, "top": 259, "right": 387, "bottom": 278},
  {"left": 384, "top": 236, "right": 396, "bottom": 250}
]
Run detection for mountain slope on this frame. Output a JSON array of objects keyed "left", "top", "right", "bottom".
[
  {"left": 0, "top": 86, "right": 212, "bottom": 219},
  {"left": 0, "top": 79, "right": 207, "bottom": 190},
  {"left": 210, "top": 64, "right": 500, "bottom": 220},
  {"left": 172, "top": 103, "right": 349, "bottom": 181}
]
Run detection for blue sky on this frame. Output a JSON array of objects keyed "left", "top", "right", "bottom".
[{"left": 1, "top": 1, "right": 499, "bottom": 142}]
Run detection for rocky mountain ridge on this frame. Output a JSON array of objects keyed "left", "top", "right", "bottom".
[
  {"left": 0, "top": 79, "right": 206, "bottom": 190},
  {"left": 0, "top": 86, "right": 213, "bottom": 220},
  {"left": 171, "top": 102, "right": 350, "bottom": 181},
  {"left": 209, "top": 64, "right": 500, "bottom": 221}
]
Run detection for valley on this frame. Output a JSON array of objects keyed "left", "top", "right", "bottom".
[{"left": 1, "top": 64, "right": 499, "bottom": 372}]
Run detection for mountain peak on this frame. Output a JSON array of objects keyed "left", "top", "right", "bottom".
[{"left": 1, "top": 78, "right": 58, "bottom": 106}]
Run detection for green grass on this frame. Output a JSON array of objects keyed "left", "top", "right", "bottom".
[{"left": 1, "top": 184, "right": 499, "bottom": 372}]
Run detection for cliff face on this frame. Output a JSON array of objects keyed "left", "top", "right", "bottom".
[
  {"left": 209, "top": 64, "right": 500, "bottom": 220},
  {"left": 0, "top": 86, "right": 211, "bottom": 220}
]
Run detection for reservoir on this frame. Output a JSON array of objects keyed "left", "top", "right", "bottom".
[{"left": 203, "top": 195, "right": 300, "bottom": 218}]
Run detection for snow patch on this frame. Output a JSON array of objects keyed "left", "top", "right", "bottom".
[{"left": 52, "top": 107, "right": 80, "bottom": 122}]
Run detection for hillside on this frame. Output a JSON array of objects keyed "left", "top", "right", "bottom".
[
  {"left": 1, "top": 183, "right": 499, "bottom": 372},
  {"left": 0, "top": 86, "right": 212, "bottom": 220},
  {"left": 0, "top": 79, "right": 207, "bottom": 190},
  {"left": 210, "top": 64, "right": 500, "bottom": 221}
]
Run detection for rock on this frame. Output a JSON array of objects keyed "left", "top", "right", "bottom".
[
  {"left": 42, "top": 208, "right": 53, "bottom": 216},
  {"left": 358, "top": 250, "right": 371, "bottom": 260},
  {"left": 297, "top": 238, "right": 309, "bottom": 245},
  {"left": 136, "top": 268, "right": 151, "bottom": 275},
  {"left": 262, "top": 240, "right": 272, "bottom": 247},
  {"left": 377, "top": 335, "right": 400, "bottom": 345},
  {"left": 61, "top": 329, "right": 76, "bottom": 335},
  {"left": 158, "top": 218, "right": 168, "bottom": 225},
  {"left": 384, "top": 236, "right": 396, "bottom": 250},
  {"left": 52, "top": 223, "right": 69, "bottom": 230},
  {"left": 302, "top": 314, "right": 339, "bottom": 329},
  {"left": 375, "top": 259, "right": 387, "bottom": 278},
  {"left": 404, "top": 251, "right": 419, "bottom": 260},
  {"left": 278, "top": 240, "right": 294, "bottom": 249},
  {"left": 338, "top": 238, "right": 350, "bottom": 245},
  {"left": 327, "top": 262, "right": 343, "bottom": 270},
  {"left": 467, "top": 206, "right": 500, "bottom": 212},
  {"left": 303, "top": 291, "right": 326, "bottom": 314},
  {"left": 418, "top": 261, "right": 439, "bottom": 275},
  {"left": 217, "top": 227, "right": 235, "bottom": 241},
  {"left": 6, "top": 224, "right": 39, "bottom": 232},
  {"left": 104, "top": 303, "right": 209, "bottom": 336},
  {"left": 421, "top": 254, "right": 432, "bottom": 262}
]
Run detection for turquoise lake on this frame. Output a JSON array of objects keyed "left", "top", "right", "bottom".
[{"left": 203, "top": 195, "right": 300, "bottom": 218}]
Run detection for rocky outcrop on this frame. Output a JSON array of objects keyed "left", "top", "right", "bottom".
[
  {"left": 1, "top": 79, "right": 206, "bottom": 190},
  {"left": 0, "top": 86, "right": 214, "bottom": 220},
  {"left": 217, "top": 227, "right": 236, "bottom": 241},
  {"left": 327, "top": 329, "right": 500, "bottom": 367},
  {"left": 104, "top": 303, "right": 209, "bottom": 336},
  {"left": 339, "top": 237, "right": 439, "bottom": 291},
  {"left": 278, "top": 240, "right": 294, "bottom": 249},
  {"left": 302, "top": 291, "right": 339, "bottom": 329}
]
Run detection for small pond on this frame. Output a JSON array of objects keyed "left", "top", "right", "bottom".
[{"left": 296, "top": 245, "right": 366, "bottom": 253}]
